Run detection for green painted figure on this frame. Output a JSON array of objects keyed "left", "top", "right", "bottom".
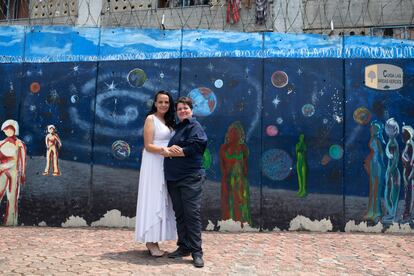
[{"left": 296, "top": 134, "right": 307, "bottom": 197}]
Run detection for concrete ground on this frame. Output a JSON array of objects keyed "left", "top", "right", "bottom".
[{"left": 0, "top": 227, "right": 413, "bottom": 275}]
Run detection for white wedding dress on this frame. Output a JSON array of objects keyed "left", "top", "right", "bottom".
[{"left": 135, "top": 115, "right": 177, "bottom": 242}]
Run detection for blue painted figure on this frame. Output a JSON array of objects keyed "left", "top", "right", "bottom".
[
  {"left": 401, "top": 125, "right": 414, "bottom": 222},
  {"left": 382, "top": 118, "right": 400, "bottom": 223},
  {"left": 364, "top": 120, "right": 385, "bottom": 222}
]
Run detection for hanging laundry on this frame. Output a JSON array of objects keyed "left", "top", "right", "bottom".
[
  {"left": 226, "top": 0, "right": 241, "bottom": 24},
  {"left": 255, "top": 0, "right": 268, "bottom": 25}
]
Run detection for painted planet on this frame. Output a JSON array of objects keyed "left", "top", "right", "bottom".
[
  {"left": 321, "top": 154, "right": 331, "bottom": 165},
  {"left": 70, "top": 95, "right": 79, "bottom": 104},
  {"left": 302, "top": 104, "right": 315, "bottom": 117},
  {"left": 146, "top": 99, "right": 153, "bottom": 109},
  {"left": 329, "top": 144, "right": 343, "bottom": 160},
  {"left": 23, "top": 135, "right": 33, "bottom": 144},
  {"left": 266, "top": 125, "right": 279, "bottom": 136},
  {"left": 271, "top": 71, "right": 288, "bottom": 88},
  {"left": 111, "top": 140, "right": 131, "bottom": 160},
  {"left": 353, "top": 107, "right": 371, "bottom": 126},
  {"left": 127, "top": 68, "right": 147, "bottom": 87},
  {"left": 214, "top": 79, "right": 223, "bottom": 88},
  {"left": 261, "top": 149, "right": 293, "bottom": 181},
  {"left": 46, "top": 90, "right": 59, "bottom": 104},
  {"left": 203, "top": 148, "right": 212, "bottom": 170},
  {"left": 276, "top": 117, "right": 283, "bottom": 124},
  {"left": 30, "top": 82, "right": 40, "bottom": 93},
  {"left": 188, "top": 87, "right": 217, "bottom": 117}
]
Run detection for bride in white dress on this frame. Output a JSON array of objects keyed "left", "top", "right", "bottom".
[{"left": 135, "top": 91, "right": 177, "bottom": 257}]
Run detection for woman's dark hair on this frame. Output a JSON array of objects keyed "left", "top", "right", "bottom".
[
  {"left": 175, "top": 96, "right": 193, "bottom": 109},
  {"left": 147, "top": 90, "right": 175, "bottom": 128}
]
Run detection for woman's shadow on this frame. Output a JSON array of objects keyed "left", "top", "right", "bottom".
[{"left": 100, "top": 250, "right": 192, "bottom": 266}]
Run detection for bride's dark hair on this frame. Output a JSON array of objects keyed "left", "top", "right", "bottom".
[{"left": 147, "top": 90, "right": 176, "bottom": 129}]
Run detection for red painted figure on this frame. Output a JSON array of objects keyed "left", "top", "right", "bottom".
[
  {"left": 43, "top": 125, "right": 62, "bottom": 176},
  {"left": 0, "top": 119, "right": 26, "bottom": 226},
  {"left": 220, "top": 121, "right": 251, "bottom": 225}
]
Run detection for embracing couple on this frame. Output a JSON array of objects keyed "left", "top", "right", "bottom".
[{"left": 134, "top": 91, "right": 207, "bottom": 268}]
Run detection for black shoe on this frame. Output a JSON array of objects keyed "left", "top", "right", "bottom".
[
  {"left": 193, "top": 256, "right": 204, "bottom": 268},
  {"left": 167, "top": 248, "right": 191, "bottom": 258}
]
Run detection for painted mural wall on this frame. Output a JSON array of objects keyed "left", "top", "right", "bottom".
[{"left": 0, "top": 26, "right": 413, "bottom": 232}]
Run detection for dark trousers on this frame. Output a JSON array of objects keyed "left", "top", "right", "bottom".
[{"left": 167, "top": 173, "right": 204, "bottom": 257}]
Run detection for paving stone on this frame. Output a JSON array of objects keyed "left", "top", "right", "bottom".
[{"left": 1, "top": 227, "right": 414, "bottom": 274}]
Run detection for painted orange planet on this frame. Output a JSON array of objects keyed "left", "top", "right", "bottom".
[
  {"left": 321, "top": 154, "right": 331, "bottom": 165},
  {"left": 30, "top": 82, "right": 40, "bottom": 93},
  {"left": 353, "top": 107, "right": 371, "bottom": 125}
]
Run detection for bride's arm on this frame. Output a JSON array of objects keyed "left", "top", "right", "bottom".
[{"left": 143, "top": 115, "right": 168, "bottom": 154}]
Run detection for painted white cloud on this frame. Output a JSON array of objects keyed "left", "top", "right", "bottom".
[
  {"left": 344, "top": 220, "right": 383, "bottom": 233},
  {"left": 0, "top": 38, "right": 23, "bottom": 47},
  {"left": 91, "top": 209, "right": 135, "bottom": 228},
  {"left": 62, "top": 216, "right": 88, "bottom": 227},
  {"left": 289, "top": 215, "right": 333, "bottom": 232},
  {"left": 217, "top": 219, "right": 260, "bottom": 232},
  {"left": 30, "top": 43, "right": 72, "bottom": 56},
  {"left": 385, "top": 223, "right": 414, "bottom": 233},
  {"left": 101, "top": 31, "right": 181, "bottom": 50},
  {"left": 77, "top": 28, "right": 100, "bottom": 45}
]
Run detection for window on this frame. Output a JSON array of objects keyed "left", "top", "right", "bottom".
[
  {"left": 159, "top": 0, "right": 209, "bottom": 8},
  {"left": 0, "top": 0, "right": 29, "bottom": 20},
  {"left": 372, "top": 26, "right": 414, "bottom": 40}
]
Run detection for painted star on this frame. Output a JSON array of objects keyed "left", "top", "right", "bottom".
[
  {"left": 105, "top": 81, "right": 117, "bottom": 91},
  {"left": 297, "top": 68, "right": 303, "bottom": 75},
  {"left": 272, "top": 96, "right": 281, "bottom": 108},
  {"left": 73, "top": 65, "right": 79, "bottom": 72},
  {"left": 207, "top": 63, "right": 214, "bottom": 72},
  {"left": 245, "top": 67, "right": 250, "bottom": 75},
  {"left": 333, "top": 114, "right": 343, "bottom": 123}
]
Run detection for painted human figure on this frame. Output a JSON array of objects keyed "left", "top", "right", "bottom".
[
  {"left": 0, "top": 119, "right": 26, "bottom": 226},
  {"left": 295, "top": 134, "right": 307, "bottom": 198},
  {"left": 364, "top": 120, "right": 385, "bottom": 222},
  {"left": 401, "top": 125, "right": 414, "bottom": 222},
  {"left": 220, "top": 121, "right": 251, "bottom": 225},
  {"left": 383, "top": 118, "right": 401, "bottom": 223},
  {"left": 43, "top": 125, "right": 62, "bottom": 176}
]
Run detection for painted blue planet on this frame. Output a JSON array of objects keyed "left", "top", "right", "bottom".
[
  {"left": 188, "top": 87, "right": 217, "bottom": 117},
  {"left": 261, "top": 148, "right": 293, "bottom": 181},
  {"left": 127, "top": 68, "right": 147, "bottom": 87},
  {"left": 112, "top": 140, "right": 131, "bottom": 160},
  {"left": 329, "top": 144, "right": 343, "bottom": 160}
]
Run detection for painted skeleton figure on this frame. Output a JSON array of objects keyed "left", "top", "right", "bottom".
[
  {"left": 43, "top": 125, "right": 62, "bottom": 176},
  {"left": 0, "top": 119, "right": 26, "bottom": 226},
  {"left": 401, "top": 125, "right": 414, "bottom": 222},
  {"left": 383, "top": 118, "right": 401, "bottom": 223}
]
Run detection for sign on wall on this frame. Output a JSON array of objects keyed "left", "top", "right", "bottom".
[{"left": 365, "top": 64, "right": 403, "bottom": 90}]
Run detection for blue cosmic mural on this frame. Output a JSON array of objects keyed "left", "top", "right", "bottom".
[{"left": 0, "top": 25, "right": 413, "bottom": 231}]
